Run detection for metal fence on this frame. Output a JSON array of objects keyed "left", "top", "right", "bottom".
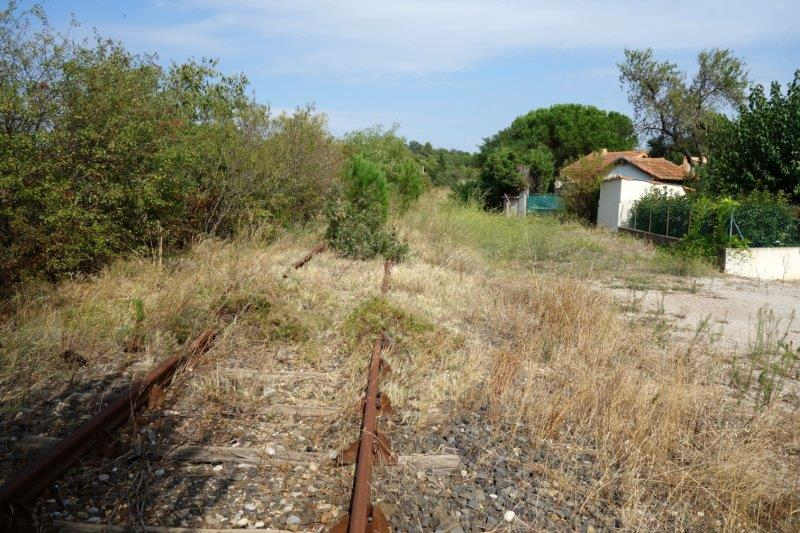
[{"left": 623, "top": 201, "right": 800, "bottom": 247}]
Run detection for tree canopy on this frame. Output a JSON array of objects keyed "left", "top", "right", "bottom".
[
  {"left": 704, "top": 71, "right": 800, "bottom": 203},
  {"left": 618, "top": 48, "right": 749, "bottom": 164},
  {"left": 471, "top": 104, "right": 635, "bottom": 210},
  {"left": 342, "top": 125, "right": 426, "bottom": 212},
  {"left": 478, "top": 104, "right": 637, "bottom": 169},
  {"left": 478, "top": 147, "right": 528, "bottom": 210},
  {"left": 407, "top": 140, "right": 477, "bottom": 187}
]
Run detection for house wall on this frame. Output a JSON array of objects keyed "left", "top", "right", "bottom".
[
  {"left": 597, "top": 179, "right": 622, "bottom": 229},
  {"left": 597, "top": 161, "right": 685, "bottom": 230},
  {"left": 724, "top": 247, "right": 800, "bottom": 281},
  {"left": 606, "top": 163, "right": 653, "bottom": 182}
]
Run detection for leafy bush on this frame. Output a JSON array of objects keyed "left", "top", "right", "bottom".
[
  {"left": 394, "top": 159, "right": 425, "bottom": 212},
  {"left": 450, "top": 178, "right": 484, "bottom": 205},
  {"left": 732, "top": 191, "right": 800, "bottom": 246},
  {"left": 0, "top": 5, "right": 343, "bottom": 288},
  {"left": 705, "top": 71, "right": 800, "bottom": 203},
  {"left": 325, "top": 156, "right": 408, "bottom": 262},
  {"left": 478, "top": 147, "right": 528, "bottom": 210},
  {"left": 628, "top": 190, "right": 691, "bottom": 237},
  {"left": 629, "top": 190, "right": 800, "bottom": 260},
  {"left": 250, "top": 106, "right": 343, "bottom": 228},
  {"left": 561, "top": 177, "right": 603, "bottom": 224},
  {"left": 343, "top": 125, "right": 427, "bottom": 213}
]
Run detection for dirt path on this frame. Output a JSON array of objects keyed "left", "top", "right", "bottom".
[{"left": 606, "top": 275, "right": 800, "bottom": 353}]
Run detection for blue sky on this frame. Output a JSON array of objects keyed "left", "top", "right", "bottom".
[{"left": 21, "top": 1, "right": 800, "bottom": 151}]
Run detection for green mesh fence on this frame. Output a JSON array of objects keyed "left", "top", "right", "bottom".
[{"left": 527, "top": 194, "right": 564, "bottom": 214}]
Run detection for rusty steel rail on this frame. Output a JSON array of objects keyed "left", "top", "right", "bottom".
[
  {"left": 332, "top": 260, "right": 394, "bottom": 533},
  {"left": 284, "top": 242, "right": 327, "bottom": 278},
  {"left": 293, "top": 242, "right": 327, "bottom": 269},
  {"left": 331, "top": 337, "right": 390, "bottom": 533},
  {"left": 0, "top": 328, "right": 216, "bottom": 523}
]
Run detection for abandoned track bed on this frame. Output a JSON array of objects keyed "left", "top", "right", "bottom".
[
  {"left": 0, "top": 243, "right": 634, "bottom": 533},
  {"left": 0, "top": 250, "right": 466, "bottom": 533}
]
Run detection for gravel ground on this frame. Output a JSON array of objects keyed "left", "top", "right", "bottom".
[
  {"left": 605, "top": 275, "right": 800, "bottom": 353},
  {"left": 377, "top": 408, "right": 620, "bottom": 533},
  {"left": 3, "top": 342, "right": 628, "bottom": 533}
]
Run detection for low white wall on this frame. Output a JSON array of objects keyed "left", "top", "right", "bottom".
[{"left": 724, "top": 247, "right": 800, "bottom": 281}]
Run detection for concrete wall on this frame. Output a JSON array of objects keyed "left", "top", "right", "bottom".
[
  {"left": 724, "top": 247, "right": 800, "bottom": 281},
  {"left": 597, "top": 164, "right": 685, "bottom": 231}
]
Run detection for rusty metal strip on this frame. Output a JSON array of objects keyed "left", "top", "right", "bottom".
[
  {"left": 332, "top": 260, "right": 396, "bottom": 532},
  {"left": 348, "top": 336, "right": 384, "bottom": 532},
  {"left": 291, "top": 243, "right": 327, "bottom": 271},
  {"left": 331, "top": 335, "right": 390, "bottom": 533},
  {"left": 0, "top": 328, "right": 216, "bottom": 517}
]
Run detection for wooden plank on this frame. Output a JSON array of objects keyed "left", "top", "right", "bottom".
[
  {"left": 266, "top": 404, "right": 338, "bottom": 417},
  {"left": 54, "top": 521, "right": 305, "bottom": 533},
  {"left": 167, "top": 446, "right": 326, "bottom": 465},
  {"left": 396, "top": 453, "right": 462, "bottom": 473},
  {"left": 216, "top": 368, "right": 330, "bottom": 381},
  {"left": 16, "top": 437, "right": 459, "bottom": 472},
  {"left": 128, "top": 364, "right": 331, "bottom": 382}
]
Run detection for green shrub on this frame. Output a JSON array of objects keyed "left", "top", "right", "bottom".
[
  {"left": 325, "top": 156, "right": 408, "bottom": 262},
  {"left": 394, "top": 159, "right": 425, "bottom": 212},
  {"left": 561, "top": 177, "right": 603, "bottom": 224},
  {"left": 478, "top": 147, "right": 528, "bottom": 210},
  {"left": 342, "top": 126, "right": 427, "bottom": 213},
  {"left": 0, "top": 5, "right": 343, "bottom": 289},
  {"left": 733, "top": 191, "right": 799, "bottom": 247},
  {"left": 628, "top": 190, "right": 691, "bottom": 237},
  {"left": 630, "top": 190, "right": 800, "bottom": 261},
  {"left": 450, "top": 179, "right": 484, "bottom": 205}
]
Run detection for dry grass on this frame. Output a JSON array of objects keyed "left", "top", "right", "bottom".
[{"left": 2, "top": 191, "right": 798, "bottom": 531}]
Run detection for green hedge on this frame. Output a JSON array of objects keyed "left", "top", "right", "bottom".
[
  {"left": 628, "top": 190, "right": 691, "bottom": 238},
  {"left": 628, "top": 191, "right": 800, "bottom": 258}
]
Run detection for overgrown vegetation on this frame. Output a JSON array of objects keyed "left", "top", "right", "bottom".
[
  {"left": 407, "top": 140, "right": 477, "bottom": 188},
  {"left": 629, "top": 190, "right": 800, "bottom": 259},
  {"left": 407, "top": 191, "right": 713, "bottom": 278},
  {"left": 342, "top": 125, "right": 426, "bottom": 212},
  {"left": 0, "top": 4, "right": 343, "bottom": 288},
  {"left": 628, "top": 190, "right": 692, "bottom": 237},
  {"left": 2, "top": 188, "right": 795, "bottom": 531},
  {"left": 324, "top": 155, "right": 408, "bottom": 261},
  {"left": 730, "top": 308, "right": 800, "bottom": 408},
  {"left": 704, "top": 70, "right": 800, "bottom": 202},
  {"left": 460, "top": 104, "right": 635, "bottom": 210}
]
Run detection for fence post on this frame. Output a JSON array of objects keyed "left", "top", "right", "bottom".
[
  {"left": 648, "top": 208, "right": 652, "bottom": 233},
  {"left": 729, "top": 211, "right": 734, "bottom": 239},
  {"left": 666, "top": 206, "right": 670, "bottom": 237}
]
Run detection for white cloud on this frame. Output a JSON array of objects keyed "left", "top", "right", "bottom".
[{"left": 130, "top": 0, "right": 798, "bottom": 75}]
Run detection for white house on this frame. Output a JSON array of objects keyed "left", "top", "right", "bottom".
[{"left": 596, "top": 156, "right": 687, "bottom": 230}]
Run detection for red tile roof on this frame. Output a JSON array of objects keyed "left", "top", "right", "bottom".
[
  {"left": 561, "top": 150, "right": 648, "bottom": 176},
  {"left": 561, "top": 149, "right": 688, "bottom": 183},
  {"left": 611, "top": 156, "right": 688, "bottom": 182}
]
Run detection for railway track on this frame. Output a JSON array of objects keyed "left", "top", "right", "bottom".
[{"left": 0, "top": 249, "right": 459, "bottom": 532}]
